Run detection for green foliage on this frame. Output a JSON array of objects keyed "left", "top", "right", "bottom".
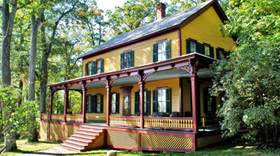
[
  {"left": 0, "top": 86, "right": 38, "bottom": 138},
  {"left": 106, "top": 0, "right": 159, "bottom": 37},
  {"left": 211, "top": 0, "right": 280, "bottom": 147}
]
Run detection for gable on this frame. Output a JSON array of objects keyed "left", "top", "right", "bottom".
[{"left": 181, "top": 6, "right": 236, "bottom": 57}]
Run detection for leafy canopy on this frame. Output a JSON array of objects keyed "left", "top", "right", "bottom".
[{"left": 211, "top": 0, "right": 280, "bottom": 147}]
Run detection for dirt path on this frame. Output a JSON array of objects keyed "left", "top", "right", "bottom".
[{"left": 15, "top": 146, "right": 78, "bottom": 156}]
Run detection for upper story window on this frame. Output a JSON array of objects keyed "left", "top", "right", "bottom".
[
  {"left": 85, "top": 58, "right": 104, "bottom": 76},
  {"left": 121, "top": 50, "right": 134, "bottom": 69},
  {"left": 152, "top": 88, "right": 172, "bottom": 115},
  {"left": 111, "top": 93, "right": 119, "bottom": 114},
  {"left": 153, "top": 39, "right": 171, "bottom": 62},
  {"left": 186, "top": 39, "right": 215, "bottom": 58},
  {"left": 86, "top": 94, "right": 104, "bottom": 113},
  {"left": 135, "top": 90, "right": 151, "bottom": 115},
  {"left": 216, "top": 48, "right": 229, "bottom": 59}
]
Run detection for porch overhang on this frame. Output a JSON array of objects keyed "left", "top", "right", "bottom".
[{"left": 47, "top": 53, "right": 215, "bottom": 91}]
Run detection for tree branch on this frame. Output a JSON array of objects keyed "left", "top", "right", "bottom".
[{"left": 17, "top": 1, "right": 33, "bottom": 10}]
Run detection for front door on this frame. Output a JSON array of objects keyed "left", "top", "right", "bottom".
[{"left": 121, "top": 86, "right": 132, "bottom": 116}]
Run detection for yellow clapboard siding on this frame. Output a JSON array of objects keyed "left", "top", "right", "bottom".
[
  {"left": 181, "top": 6, "right": 236, "bottom": 57},
  {"left": 82, "top": 31, "right": 179, "bottom": 76},
  {"left": 86, "top": 78, "right": 180, "bottom": 116}
]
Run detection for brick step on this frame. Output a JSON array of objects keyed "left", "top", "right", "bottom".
[
  {"left": 73, "top": 132, "right": 98, "bottom": 138},
  {"left": 62, "top": 142, "right": 85, "bottom": 150},
  {"left": 80, "top": 125, "right": 104, "bottom": 130},
  {"left": 76, "top": 129, "right": 100, "bottom": 135},
  {"left": 68, "top": 137, "right": 92, "bottom": 143},
  {"left": 65, "top": 139, "right": 89, "bottom": 146},
  {"left": 79, "top": 127, "right": 103, "bottom": 133},
  {"left": 70, "top": 135, "right": 95, "bottom": 142},
  {"left": 60, "top": 144, "right": 81, "bottom": 152}
]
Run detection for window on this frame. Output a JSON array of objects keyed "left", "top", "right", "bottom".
[
  {"left": 204, "top": 44, "right": 210, "bottom": 56},
  {"left": 158, "top": 89, "right": 167, "bottom": 113},
  {"left": 134, "top": 91, "right": 151, "bottom": 115},
  {"left": 86, "top": 94, "right": 103, "bottom": 113},
  {"left": 86, "top": 95, "right": 92, "bottom": 113},
  {"left": 203, "top": 88, "right": 216, "bottom": 115},
  {"left": 153, "top": 88, "right": 171, "bottom": 114},
  {"left": 85, "top": 58, "right": 104, "bottom": 76},
  {"left": 111, "top": 93, "right": 119, "bottom": 114},
  {"left": 153, "top": 39, "right": 171, "bottom": 62},
  {"left": 186, "top": 39, "right": 197, "bottom": 54},
  {"left": 121, "top": 50, "right": 134, "bottom": 69},
  {"left": 216, "top": 48, "right": 228, "bottom": 59},
  {"left": 186, "top": 39, "right": 215, "bottom": 58},
  {"left": 190, "top": 41, "right": 197, "bottom": 53}
]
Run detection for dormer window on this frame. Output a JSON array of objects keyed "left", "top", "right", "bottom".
[
  {"left": 153, "top": 39, "right": 171, "bottom": 62},
  {"left": 121, "top": 50, "right": 134, "bottom": 69},
  {"left": 85, "top": 58, "right": 104, "bottom": 76}
]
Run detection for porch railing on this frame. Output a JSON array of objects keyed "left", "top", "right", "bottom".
[
  {"left": 66, "top": 114, "right": 83, "bottom": 122},
  {"left": 51, "top": 114, "right": 64, "bottom": 121},
  {"left": 144, "top": 117, "right": 193, "bottom": 130},
  {"left": 109, "top": 116, "right": 140, "bottom": 127},
  {"left": 41, "top": 113, "right": 48, "bottom": 120}
]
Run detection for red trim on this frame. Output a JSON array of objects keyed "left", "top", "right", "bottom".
[
  {"left": 140, "top": 147, "right": 194, "bottom": 152},
  {"left": 110, "top": 116, "right": 139, "bottom": 119},
  {"left": 144, "top": 116, "right": 192, "bottom": 120},
  {"left": 190, "top": 75, "right": 198, "bottom": 132},
  {"left": 106, "top": 86, "right": 111, "bottom": 126},
  {"left": 123, "top": 49, "right": 133, "bottom": 53}
]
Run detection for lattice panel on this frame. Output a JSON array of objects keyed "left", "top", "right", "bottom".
[
  {"left": 141, "top": 133, "right": 192, "bottom": 149},
  {"left": 107, "top": 130, "right": 139, "bottom": 147},
  {"left": 144, "top": 118, "right": 193, "bottom": 129},
  {"left": 110, "top": 117, "right": 140, "bottom": 126}
]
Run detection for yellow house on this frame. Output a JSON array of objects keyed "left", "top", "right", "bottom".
[{"left": 39, "top": 0, "right": 236, "bottom": 152}]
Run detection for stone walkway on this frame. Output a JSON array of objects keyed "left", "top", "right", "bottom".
[{"left": 15, "top": 147, "right": 78, "bottom": 156}]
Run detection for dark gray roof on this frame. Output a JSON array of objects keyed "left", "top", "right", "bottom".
[{"left": 80, "top": 0, "right": 213, "bottom": 58}]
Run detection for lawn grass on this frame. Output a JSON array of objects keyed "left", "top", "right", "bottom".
[
  {"left": 0, "top": 139, "right": 60, "bottom": 156},
  {"left": 1, "top": 138, "right": 280, "bottom": 156}
]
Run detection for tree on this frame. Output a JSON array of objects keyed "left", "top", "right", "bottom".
[
  {"left": 106, "top": 0, "right": 159, "bottom": 37},
  {"left": 211, "top": 0, "right": 280, "bottom": 147},
  {"left": 27, "top": 6, "right": 44, "bottom": 142},
  {"left": 1, "top": 0, "right": 20, "bottom": 152}
]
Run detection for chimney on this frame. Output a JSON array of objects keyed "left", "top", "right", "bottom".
[{"left": 156, "top": 3, "right": 166, "bottom": 20}]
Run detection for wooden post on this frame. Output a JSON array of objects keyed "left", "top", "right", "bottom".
[
  {"left": 49, "top": 89, "right": 54, "bottom": 121},
  {"left": 139, "top": 81, "right": 145, "bottom": 129},
  {"left": 63, "top": 86, "right": 69, "bottom": 122},
  {"left": 106, "top": 85, "right": 111, "bottom": 126},
  {"left": 82, "top": 82, "right": 87, "bottom": 123},
  {"left": 190, "top": 74, "right": 198, "bottom": 132}
]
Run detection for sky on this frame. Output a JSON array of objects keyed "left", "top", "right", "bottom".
[{"left": 95, "top": 0, "right": 171, "bottom": 12}]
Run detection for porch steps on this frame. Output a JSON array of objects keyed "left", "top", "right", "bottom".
[{"left": 60, "top": 125, "right": 105, "bottom": 152}]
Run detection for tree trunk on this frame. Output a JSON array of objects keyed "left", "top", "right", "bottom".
[
  {"left": 1, "top": 0, "right": 18, "bottom": 152},
  {"left": 27, "top": 14, "right": 42, "bottom": 142},
  {"left": 40, "top": 19, "right": 49, "bottom": 113}
]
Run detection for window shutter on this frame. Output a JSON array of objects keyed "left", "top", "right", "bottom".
[
  {"left": 120, "top": 53, "right": 124, "bottom": 69},
  {"left": 85, "top": 63, "right": 89, "bottom": 76},
  {"left": 116, "top": 93, "right": 119, "bottom": 113},
  {"left": 186, "top": 39, "right": 191, "bottom": 54},
  {"left": 152, "top": 90, "right": 158, "bottom": 114},
  {"left": 100, "top": 94, "right": 103, "bottom": 113},
  {"left": 134, "top": 91, "right": 139, "bottom": 115},
  {"left": 201, "top": 44, "right": 205, "bottom": 55},
  {"left": 153, "top": 43, "right": 158, "bottom": 62},
  {"left": 146, "top": 90, "right": 151, "bottom": 115},
  {"left": 91, "top": 61, "right": 97, "bottom": 75},
  {"left": 166, "top": 39, "right": 171, "bottom": 59},
  {"left": 91, "top": 95, "right": 96, "bottom": 113},
  {"left": 197, "top": 42, "right": 201, "bottom": 54},
  {"left": 210, "top": 46, "right": 214, "bottom": 58},
  {"left": 130, "top": 50, "right": 134, "bottom": 68},
  {"left": 100, "top": 58, "right": 104, "bottom": 73},
  {"left": 86, "top": 95, "right": 91, "bottom": 112},
  {"left": 166, "top": 88, "right": 172, "bottom": 114},
  {"left": 216, "top": 48, "right": 220, "bottom": 59}
]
